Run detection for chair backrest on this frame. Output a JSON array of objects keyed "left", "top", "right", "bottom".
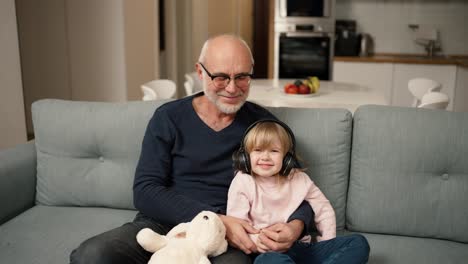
[
  {"left": 184, "top": 80, "right": 192, "bottom": 96},
  {"left": 184, "top": 74, "right": 194, "bottom": 95},
  {"left": 141, "top": 79, "right": 177, "bottom": 100},
  {"left": 184, "top": 72, "right": 203, "bottom": 96},
  {"left": 141, "top": 86, "right": 157, "bottom": 101},
  {"left": 408, "top": 78, "right": 442, "bottom": 107},
  {"left": 418, "top": 91, "right": 449, "bottom": 110}
]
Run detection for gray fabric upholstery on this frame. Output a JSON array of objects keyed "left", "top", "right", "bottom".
[
  {"left": 32, "top": 99, "right": 170, "bottom": 209},
  {"left": 348, "top": 105, "right": 468, "bottom": 243},
  {"left": 2, "top": 100, "right": 467, "bottom": 264},
  {"left": 357, "top": 232, "right": 468, "bottom": 264},
  {"left": 0, "top": 141, "right": 36, "bottom": 224},
  {"left": 269, "top": 107, "right": 352, "bottom": 231},
  {"left": 0, "top": 205, "right": 136, "bottom": 264}
]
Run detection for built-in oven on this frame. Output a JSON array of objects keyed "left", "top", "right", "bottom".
[
  {"left": 273, "top": 0, "right": 335, "bottom": 80},
  {"left": 275, "top": 31, "right": 332, "bottom": 80},
  {"left": 274, "top": 24, "right": 334, "bottom": 80}
]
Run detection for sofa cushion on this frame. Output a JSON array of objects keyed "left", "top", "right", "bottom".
[
  {"left": 356, "top": 231, "right": 468, "bottom": 263},
  {"left": 269, "top": 107, "right": 353, "bottom": 231},
  {"left": 32, "top": 99, "right": 169, "bottom": 209},
  {"left": 348, "top": 105, "right": 468, "bottom": 243},
  {"left": 0, "top": 205, "right": 136, "bottom": 264}
]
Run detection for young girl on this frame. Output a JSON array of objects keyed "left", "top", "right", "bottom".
[{"left": 228, "top": 119, "right": 369, "bottom": 264}]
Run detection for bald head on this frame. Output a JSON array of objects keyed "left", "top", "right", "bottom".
[{"left": 198, "top": 34, "right": 254, "bottom": 65}]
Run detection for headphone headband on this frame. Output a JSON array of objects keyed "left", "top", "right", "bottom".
[
  {"left": 233, "top": 119, "right": 299, "bottom": 177},
  {"left": 240, "top": 119, "right": 296, "bottom": 154}
]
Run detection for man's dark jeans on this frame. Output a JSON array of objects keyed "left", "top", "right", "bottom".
[{"left": 69, "top": 212, "right": 251, "bottom": 264}]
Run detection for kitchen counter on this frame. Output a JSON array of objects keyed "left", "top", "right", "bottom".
[
  {"left": 249, "top": 79, "right": 388, "bottom": 113},
  {"left": 334, "top": 53, "right": 468, "bottom": 67}
]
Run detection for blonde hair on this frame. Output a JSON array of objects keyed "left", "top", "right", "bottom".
[
  {"left": 244, "top": 122, "right": 292, "bottom": 158},
  {"left": 242, "top": 121, "right": 298, "bottom": 181}
]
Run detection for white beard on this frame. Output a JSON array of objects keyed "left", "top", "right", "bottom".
[{"left": 204, "top": 87, "right": 248, "bottom": 114}]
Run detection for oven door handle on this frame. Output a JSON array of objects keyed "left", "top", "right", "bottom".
[{"left": 283, "top": 32, "right": 329, "bottom": 38}]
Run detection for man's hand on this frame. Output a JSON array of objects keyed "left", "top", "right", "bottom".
[
  {"left": 218, "top": 215, "right": 259, "bottom": 254},
  {"left": 257, "top": 219, "right": 304, "bottom": 253}
]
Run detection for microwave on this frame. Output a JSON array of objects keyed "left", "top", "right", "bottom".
[{"left": 275, "top": 0, "right": 335, "bottom": 24}]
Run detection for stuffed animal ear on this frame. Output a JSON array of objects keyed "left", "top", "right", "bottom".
[
  {"left": 166, "top": 222, "right": 189, "bottom": 239},
  {"left": 136, "top": 228, "right": 167, "bottom": 253}
]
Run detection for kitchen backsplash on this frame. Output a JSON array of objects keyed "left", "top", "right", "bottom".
[{"left": 335, "top": 0, "right": 468, "bottom": 55}]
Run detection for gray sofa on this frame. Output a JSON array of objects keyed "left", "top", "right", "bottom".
[{"left": 1, "top": 99, "right": 467, "bottom": 263}]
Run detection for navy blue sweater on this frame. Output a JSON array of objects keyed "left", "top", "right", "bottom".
[{"left": 133, "top": 93, "right": 312, "bottom": 229}]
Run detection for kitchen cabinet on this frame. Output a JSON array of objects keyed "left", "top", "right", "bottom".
[
  {"left": 333, "top": 60, "right": 461, "bottom": 111},
  {"left": 454, "top": 66, "right": 468, "bottom": 112},
  {"left": 333, "top": 61, "right": 393, "bottom": 103},
  {"left": 392, "top": 64, "right": 457, "bottom": 110}
]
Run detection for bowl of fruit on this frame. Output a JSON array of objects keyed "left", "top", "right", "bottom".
[{"left": 282, "top": 77, "right": 320, "bottom": 97}]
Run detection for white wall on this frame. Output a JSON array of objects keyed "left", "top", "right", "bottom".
[
  {"left": 0, "top": 0, "right": 27, "bottom": 150},
  {"left": 336, "top": 0, "right": 468, "bottom": 55}
]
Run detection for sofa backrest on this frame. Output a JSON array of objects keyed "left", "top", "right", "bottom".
[
  {"left": 269, "top": 107, "right": 353, "bottom": 231},
  {"left": 32, "top": 99, "right": 168, "bottom": 210},
  {"left": 348, "top": 105, "right": 468, "bottom": 243},
  {"left": 31, "top": 99, "right": 354, "bottom": 231}
]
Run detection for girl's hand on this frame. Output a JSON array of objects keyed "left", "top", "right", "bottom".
[
  {"left": 255, "top": 233, "right": 270, "bottom": 253},
  {"left": 257, "top": 220, "right": 303, "bottom": 252},
  {"left": 218, "top": 215, "right": 259, "bottom": 254}
]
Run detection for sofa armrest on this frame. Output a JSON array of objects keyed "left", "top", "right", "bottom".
[{"left": 0, "top": 141, "right": 37, "bottom": 225}]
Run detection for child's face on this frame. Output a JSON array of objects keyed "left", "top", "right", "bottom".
[{"left": 249, "top": 138, "right": 285, "bottom": 178}]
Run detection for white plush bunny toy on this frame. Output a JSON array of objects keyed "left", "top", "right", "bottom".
[{"left": 136, "top": 211, "right": 228, "bottom": 264}]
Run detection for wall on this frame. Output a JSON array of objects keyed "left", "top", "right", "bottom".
[
  {"left": 336, "top": 0, "right": 468, "bottom": 55},
  {"left": 15, "top": 0, "right": 71, "bottom": 135},
  {"left": 65, "top": 0, "right": 127, "bottom": 102},
  {"left": 16, "top": 0, "right": 158, "bottom": 135},
  {"left": 123, "top": 0, "right": 159, "bottom": 101},
  {"left": 0, "top": 0, "right": 27, "bottom": 149},
  {"left": 190, "top": 0, "right": 253, "bottom": 67}
]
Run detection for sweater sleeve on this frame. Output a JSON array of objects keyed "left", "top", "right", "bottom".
[
  {"left": 287, "top": 200, "right": 313, "bottom": 238},
  {"left": 302, "top": 173, "right": 336, "bottom": 241},
  {"left": 133, "top": 109, "right": 220, "bottom": 225},
  {"left": 226, "top": 172, "right": 252, "bottom": 223}
]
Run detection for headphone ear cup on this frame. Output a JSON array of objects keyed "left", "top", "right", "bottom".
[
  {"left": 243, "top": 152, "right": 251, "bottom": 174},
  {"left": 280, "top": 152, "right": 296, "bottom": 176},
  {"left": 233, "top": 149, "right": 251, "bottom": 174}
]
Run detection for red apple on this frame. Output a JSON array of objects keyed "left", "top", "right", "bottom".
[
  {"left": 298, "top": 84, "right": 310, "bottom": 94},
  {"left": 284, "top": 83, "right": 295, "bottom": 93},
  {"left": 286, "top": 85, "right": 299, "bottom": 94}
]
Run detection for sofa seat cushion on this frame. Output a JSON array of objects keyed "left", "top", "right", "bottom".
[
  {"left": 0, "top": 205, "right": 136, "bottom": 264},
  {"left": 348, "top": 105, "right": 468, "bottom": 243},
  {"left": 355, "top": 232, "right": 468, "bottom": 264}
]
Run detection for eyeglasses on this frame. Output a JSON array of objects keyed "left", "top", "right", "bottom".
[{"left": 198, "top": 62, "right": 253, "bottom": 89}]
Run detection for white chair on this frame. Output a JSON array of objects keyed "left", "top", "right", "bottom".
[
  {"left": 418, "top": 91, "right": 450, "bottom": 110},
  {"left": 184, "top": 74, "right": 195, "bottom": 96},
  {"left": 408, "top": 78, "right": 442, "bottom": 107},
  {"left": 184, "top": 72, "right": 203, "bottom": 96},
  {"left": 141, "top": 79, "right": 177, "bottom": 101}
]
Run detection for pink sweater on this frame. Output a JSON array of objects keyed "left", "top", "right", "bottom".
[{"left": 227, "top": 170, "right": 336, "bottom": 243}]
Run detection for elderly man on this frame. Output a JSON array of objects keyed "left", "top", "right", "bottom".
[{"left": 70, "top": 34, "right": 312, "bottom": 264}]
